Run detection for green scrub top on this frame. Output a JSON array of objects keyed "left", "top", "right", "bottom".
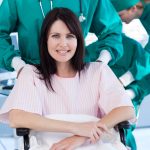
[
  {"left": 0, "top": 0, "right": 123, "bottom": 71},
  {"left": 111, "top": 33, "right": 150, "bottom": 80},
  {"left": 140, "top": 4, "right": 150, "bottom": 53},
  {"left": 127, "top": 74, "right": 150, "bottom": 104},
  {"left": 110, "top": 1, "right": 150, "bottom": 80}
]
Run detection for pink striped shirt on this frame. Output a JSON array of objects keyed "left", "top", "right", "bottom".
[{"left": 0, "top": 62, "right": 133, "bottom": 124}]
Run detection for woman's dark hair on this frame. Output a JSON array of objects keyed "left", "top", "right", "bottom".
[{"left": 36, "top": 8, "right": 85, "bottom": 91}]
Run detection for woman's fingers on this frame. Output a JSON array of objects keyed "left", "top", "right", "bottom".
[
  {"left": 74, "top": 121, "right": 110, "bottom": 140},
  {"left": 50, "top": 143, "right": 66, "bottom": 150},
  {"left": 97, "top": 122, "right": 110, "bottom": 134},
  {"left": 50, "top": 135, "right": 86, "bottom": 150},
  {"left": 92, "top": 128, "right": 101, "bottom": 140},
  {"left": 90, "top": 122, "right": 111, "bottom": 143},
  {"left": 97, "top": 123, "right": 107, "bottom": 131},
  {"left": 90, "top": 126, "right": 102, "bottom": 143}
]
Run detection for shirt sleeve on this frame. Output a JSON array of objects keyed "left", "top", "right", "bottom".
[
  {"left": 98, "top": 63, "right": 133, "bottom": 114},
  {"left": 0, "top": 65, "right": 42, "bottom": 124},
  {"left": 124, "top": 35, "right": 150, "bottom": 81},
  {"left": 126, "top": 74, "right": 150, "bottom": 104},
  {"left": 0, "top": 0, "right": 20, "bottom": 71},
  {"left": 86, "top": 0, "right": 123, "bottom": 65}
]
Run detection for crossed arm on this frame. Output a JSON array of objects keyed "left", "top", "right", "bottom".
[{"left": 9, "top": 106, "right": 135, "bottom": 149}]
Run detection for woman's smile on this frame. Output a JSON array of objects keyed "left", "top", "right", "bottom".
[{"left": 56, "top": 49, "right": 71, "bottom": 56}]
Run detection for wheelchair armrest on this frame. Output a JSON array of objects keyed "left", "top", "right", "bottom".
[
  {"left": 117, "top": 121, "right": 131, "bottom": 146},
  {"left": 2, "top": 85, "right": 14, "bottom": 90},
  {"left": 16, "top": 128, "right": 30, "bottom": 150},
  {"left": 16, "top": 121, "right": 131, "bottom": 149},
  {"left": 118, "top": 121, "right": 130, "bottom": 129},
  {"left": 16, "top": 128, "right": 30, "bottom": 136}
]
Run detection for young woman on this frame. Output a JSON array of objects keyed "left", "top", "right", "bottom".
[{"left": 0, "top": 8, "right": 135, "bottom": 150}]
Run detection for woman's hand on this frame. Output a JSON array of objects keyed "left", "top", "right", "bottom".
[
  {"left": 50, "top": 135, "right": 87, "bottom": 150},
  {"left": 72, "top": 121, "right": 108, "bottom": 143}
]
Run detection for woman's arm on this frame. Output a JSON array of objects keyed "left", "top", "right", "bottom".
[
  {"left": 98, "top": 63, "right": 136, "bottom": 128},
  {"left": 9, "top": 109, "right": 107, "bottom": 142},
  {"left": 49, "top": 106, "right": 134, "bottom": 150},
  {"left": 99, "top": 106, "right": 135, "bottom": 129},
  {"left": 9, "top": 109, "right": 76, "bottom": 133},
  {"left": 50, "top": 135, "right": 88, "bottom": 150}
]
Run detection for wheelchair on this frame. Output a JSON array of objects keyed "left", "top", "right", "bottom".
[{"left": 16, "top": 121, "right": 130, "bottom": 150}]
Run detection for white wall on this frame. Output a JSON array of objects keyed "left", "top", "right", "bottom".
[
  {"left": 137, "top": 94, "right": 150, "bottom": 128},
  {"left": 0, "top": 0, "right": 3, "bottom": 6}
]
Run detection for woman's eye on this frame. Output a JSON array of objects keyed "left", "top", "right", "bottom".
[
  {"left": 67, "top": 34, "right": 76, "bottom": 39},
  {"left": 51, "top": 34, "right": 60, "bottom": 38}
]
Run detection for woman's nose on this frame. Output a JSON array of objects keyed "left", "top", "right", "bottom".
[{"left": 59, "top": 38, "right": 68, "bottom": 47}]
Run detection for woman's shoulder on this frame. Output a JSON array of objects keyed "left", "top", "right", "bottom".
[
  {"left": 82, "top": 62, "right": 108, "bottom": 77},
  {"left": 19, "top": 64, "right": 39, "bottom": 79},
  {"left": 17, "top": 64, "right": 43, "bottom": 87},
  {"left": 22, "top": 64, "right": 37, "bottom": 73},
  {"left": 84, "top": 62, "right": 106, "bottom": 72}
]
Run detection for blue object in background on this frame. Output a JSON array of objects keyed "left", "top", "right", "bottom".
[
  {"left": 0, "top": 95, "right": 13, "bottom": 137},
  {"left": 10, "top": 33, "right": 18, "bottom": 50}
]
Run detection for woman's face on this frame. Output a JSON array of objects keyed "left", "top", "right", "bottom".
[{"left": 47, "top": 20, "right": 77, "bottom": 64}]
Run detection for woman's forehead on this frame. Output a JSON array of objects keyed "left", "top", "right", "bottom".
[{"left": 49, "top": 20, "right": 71, "bottom": 34}]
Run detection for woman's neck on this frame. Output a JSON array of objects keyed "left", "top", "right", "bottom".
[{"left": 56, "top": 62, "right": 76, "bottom": 78}]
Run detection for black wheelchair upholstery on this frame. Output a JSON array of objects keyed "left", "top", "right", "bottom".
[{"left": 16, "top": 121, "right": 130, "bottom": 150}]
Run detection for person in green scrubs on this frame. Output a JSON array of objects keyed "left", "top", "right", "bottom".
[
  {"left": 111, "top": 34, "right": 148, "bottom": 81},
  {"left": 110, "top": 0, "right": 150, "bottom": 149},
  {"left": 0, "top": 0, "right": 123, "bottom": 73},
  {"left": 111, "top": 0, "right": 150, "bottom": 86}
]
